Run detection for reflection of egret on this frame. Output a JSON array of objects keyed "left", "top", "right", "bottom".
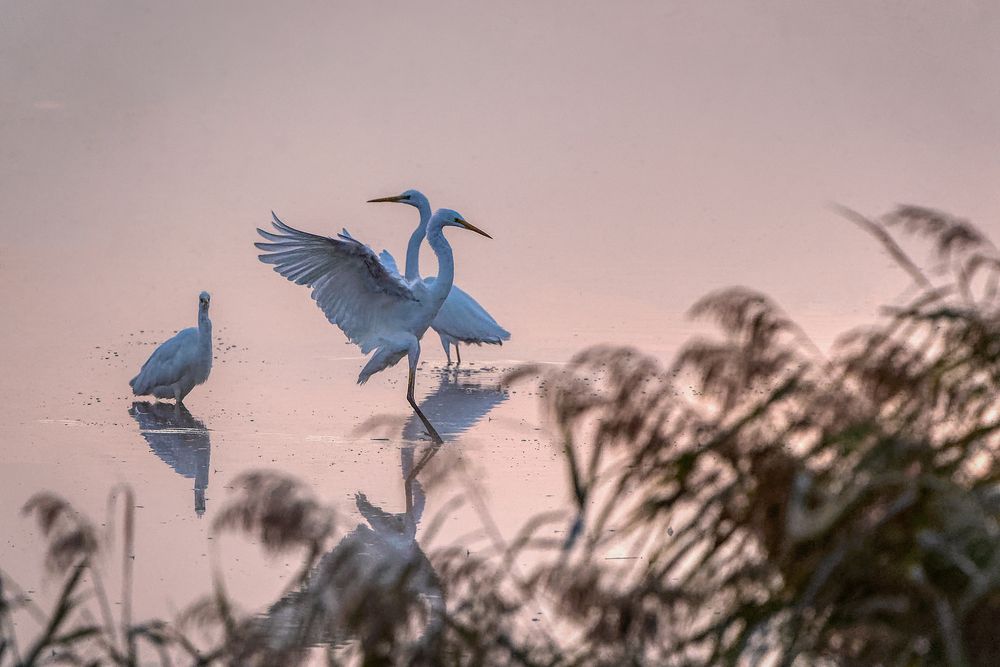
[
  {"left": 256, "top": 209, "right": 491, "bottom": 445},
  {"left": 257, "top": 446, "right": 441, "bottom": 660},
  {"left": 402, "top": 366, "right": 509, "bottom": 443},
  {"left": 129, "top": 291, "right": 213, "bottom": 404},
  {"left": 402, "top": 366, "right": 509, "bottom": 495},
  {"left": 129, "top": 402, "right": 211, "bottom": 516},
  {"left": 369, "top": 190, "right": 510, "bottom": 364},
  {"left": 361, "top": 445, "right": 426, "bottom": 533}
]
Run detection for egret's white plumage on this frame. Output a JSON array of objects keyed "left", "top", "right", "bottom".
[
  {"left": 255, "top": 209, "right": 491, "bottom": 443},
  {"left": 369, "top": 190, "right": 510, "bottom": 364},
  {"left": 130, "top": 292, "right": 213, "bottom": 403}
]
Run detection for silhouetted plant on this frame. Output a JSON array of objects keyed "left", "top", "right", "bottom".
[
  {"left": 506, "top": 205, "right": 1000, "bottom": 665},
  {"left": 3, "top": 487, "right": 146, "bottom": 665}
]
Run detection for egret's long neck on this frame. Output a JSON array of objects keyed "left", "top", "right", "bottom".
[
  {"left": 404, "top": 201, "right": 432, "bottom": 281},
  {"left": 425, "top": 224, "right": 454, "bottom": 303},
  {"left": 198, "top": 307, "right": 212, "bottom": 341}
]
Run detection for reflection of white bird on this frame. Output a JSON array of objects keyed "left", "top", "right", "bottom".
[
  {"left": 128, "top": 401, "right": 211, "bottom": 516},
  {"left": 369, "top": 190, "right": 510, "bottom": 365},
  {"left": 402, "top": 367, "right": 509, "bottom": 443},
  {"left": 256, "top": 209, "right": 491, "bottom": 443},
  {"left": 257, "top": 447, "right": 441, "bottom": 659},
  {"left": 129, "top": 292, "right": 213, "bottom": 404}
]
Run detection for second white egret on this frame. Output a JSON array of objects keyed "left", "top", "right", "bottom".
[{"left": 368, "top": 190, "right": 510, "bottom": 364}]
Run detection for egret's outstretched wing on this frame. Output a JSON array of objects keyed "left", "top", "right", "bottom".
[
  {"left": 430, "top": 283, "right": 511, "bottom": 345},
  {"left": 256, "top": 213, "right": 418, "bottom": 353},
  {"left": 340, "top": 227, "right": 401, "bottom": 277}
]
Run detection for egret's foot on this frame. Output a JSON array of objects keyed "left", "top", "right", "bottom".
[{"left": 418, "top": 415, "right": 444, "bottom": 446}]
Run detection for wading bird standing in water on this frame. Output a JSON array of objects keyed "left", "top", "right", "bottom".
[
  {"left": 368, "top": 190, "right": 510, "bottom": 364},
  {"left": 130, "top": 292, "right": 213, "bottom": 404},
  {"left": 256, "top": 209, "right": 491, "bottom": 444}
]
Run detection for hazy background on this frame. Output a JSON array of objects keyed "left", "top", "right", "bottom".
[{"left": 3, "top": 0, "right": 1000, "bottom": 366}]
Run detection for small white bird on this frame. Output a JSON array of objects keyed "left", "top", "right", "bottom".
[
  {"left": 368, "top": 190, "right": 510, "bottom": 364},
  {"left": 129, "top": 292, "right": 213, "bottom": 404},
  {"left": 256, "top": 209, "right": 491, "bottom": 443}
]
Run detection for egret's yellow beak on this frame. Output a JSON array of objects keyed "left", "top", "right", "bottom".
[
  {"left": 457, "top": 218, "right": 492, "bottom": 239},
  {"left": 367, "top": 195, "right": 407, "bottom": 203}
]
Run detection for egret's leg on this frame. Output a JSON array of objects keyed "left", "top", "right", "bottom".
[
  {"left": 173, "top": 385, "right": 185, "bottom": 405},
  {"left": 439, "top": 334, "right": 451, "bottom": 365},
  {"left": 455, "top": 345, "right": 462, "bottom": 365},
  {"left": 406, "top": 365, "right": 443, "bottom": 446}
]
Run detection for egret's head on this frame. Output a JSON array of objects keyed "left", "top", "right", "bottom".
[
  {"left": 199, "top": 291, "right": 211, "bottom": 309},
  {"left": 367, "top": 189, "right": 429, "bottom": 212},
  {"left": 432, "top": 208, "right": 492, "bottom": 239}
]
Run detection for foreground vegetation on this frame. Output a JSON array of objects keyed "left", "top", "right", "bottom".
[{"left": 5, "top": 205, "right": 1000, "bottom": 665}]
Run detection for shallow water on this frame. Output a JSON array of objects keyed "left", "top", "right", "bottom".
[
  {"left": 0, "top": 286, "right": 878, "bottom": 643},
  {"left": 0, "top": 333, "right": 556, "bottom": 621}
]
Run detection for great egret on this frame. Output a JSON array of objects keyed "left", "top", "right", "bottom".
[
  {"left": 255, "top": 208, "right": 490, "bottom": 444},
  {"left": 129, "top": 292, "right": 213, "bottom": 404},
  {"left": 368, "top": 190, "right": 510, "bottom": 364}
]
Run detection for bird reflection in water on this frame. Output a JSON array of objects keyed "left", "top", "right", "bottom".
[
  {"left": 128, "top": 401, "right": 211, "bottom": 516},
  {"left": 249, "top": 366, "right": 508, "bottom": 660},
  {"left": 402, "top": 365, "right": 509, "bottom": 499},
  {"left": 402, "top": 365, "right": 509, "bottom": 442},
  {"left": 253, "top": 439, "right": 440, "bottom": 660}
]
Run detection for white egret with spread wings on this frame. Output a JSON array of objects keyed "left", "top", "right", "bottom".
[
  {"left": 369, "top": 190, "right": 510, "bottom": 364},
  {"left": 255, "top": 208, "right": 491, "bottom": 443}
]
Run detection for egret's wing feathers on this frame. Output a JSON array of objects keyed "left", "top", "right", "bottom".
[
  {"left": 130, "top": 328, "right": 199, "bottom": 393},
  {"left": 430, "top": 282, "right": 511, "bottom": 345},
  {"left": 379, "top": 249, "right": 401, "bottom": 278},
  {"left": 256, "top": 213, "right": 418, "bottom": 353}
]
